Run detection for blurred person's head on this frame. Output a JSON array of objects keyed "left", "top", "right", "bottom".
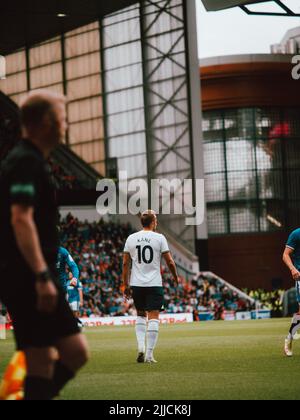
[{"left": 20, "top": 90, "right": 67, "bottom": 157}]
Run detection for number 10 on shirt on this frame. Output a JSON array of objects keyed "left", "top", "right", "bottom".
[{"left": 136, "top": 245, "right": 154, "bottom": 264}]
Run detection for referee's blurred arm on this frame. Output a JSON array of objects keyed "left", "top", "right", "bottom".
[
  {"left": 11, "top": 204, "right": 58, "bottom": 313},
  {"left": 283, "top": 246, "right": 300, "bottom": 281},
  {"left": 11, "top": 205, "right": 47, "bottom": 275}
]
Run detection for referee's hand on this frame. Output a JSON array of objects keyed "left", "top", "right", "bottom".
[{"left": 36, "top": 281, "right": 58, "bottom": 313}]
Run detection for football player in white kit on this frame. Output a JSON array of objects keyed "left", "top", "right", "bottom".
[{"left": 122, "top": 210, "right": 179, "bottom": 364}]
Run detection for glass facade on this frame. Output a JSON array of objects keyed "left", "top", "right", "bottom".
[
  {"left": 1, "top": 50, "right": 28, "bottom": 105},
  {"left": 103, "top": 5, "right": 147, "bottom": 180},
  {"left": 1, "top": 22, "right": 105, "bottom": 175},
  {"left": 0, "top": 0, "right": 198, "bottom": 253},
  {"left": 203, "top": 107, "right": 300, "bottom": 236},
  {"left": 101, "top": 0, "right": 196, "bottom": 252},
  {"left": 65, "top": 23, "right": 105, "bottom": 175}
]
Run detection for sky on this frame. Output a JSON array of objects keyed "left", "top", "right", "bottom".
[{"left": 196, "top": 0, "right": 300, "bottom": 59}]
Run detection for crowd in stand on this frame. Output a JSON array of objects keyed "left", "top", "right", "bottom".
[
  {"left": 60, "top": 214, "right": 256, "bottom": 320},
  {"left": 60, "top": 214, "right": 134, "bottom": 318},
  {"left": 161, "top": 273, "right": 254, "bottom": 320},
  {"left": 0, "top": 213, "right": 285, "bottom": 320},
  {"left": 243, "top": 288, "right": 284, "bottom": 316}
]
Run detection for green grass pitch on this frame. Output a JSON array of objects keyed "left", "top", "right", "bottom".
[{"left": 1, "top": 319, "right": 300, "bottom": 400}]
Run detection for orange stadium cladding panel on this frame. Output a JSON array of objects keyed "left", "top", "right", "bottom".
[{"left": 200, "top": 61, "right": 300, "bottom": 111}]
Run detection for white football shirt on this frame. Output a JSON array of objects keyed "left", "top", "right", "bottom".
[{"left": 124, "top": 230, "right": 170, "bottom": 287}]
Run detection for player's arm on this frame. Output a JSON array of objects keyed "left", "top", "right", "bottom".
[
  {"left": 66, "top": 271, "right": 73, "bottom": 287},
  {"left": 79, "top": 288, "right": 84, "bottom": 307},
  {"left": 79, "top": 289, "right": 83, "bottom": 307},
  {"left": 11, "top": 205, "right": 46, "bottom": 274},
  {"left": 9, "top": 156, "right": 58, "bottom": 313},
  {"left": 11, "top": 205, "right": 58, "bottom": 313},
  {"left": 283, "top": 247, "right": 300, "bottom": 280},
  {"left": 163, "top": 252, "right": 179, "bottom": 286},
  {"left": 76, "top": 280, "right": 84, "bottom": 307},
  {"left": 122, "top": 253, "right": 132, "bottom": 300},
  {"left": 161, "top": 235, "right": 179, "bottom": 285},
  {"left": 66, "top": 251, "right": 79, "bottom": 286}
]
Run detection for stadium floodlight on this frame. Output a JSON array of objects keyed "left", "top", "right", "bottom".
[{"left": 201, "top": 0, "right": 300, "bottom": 16}]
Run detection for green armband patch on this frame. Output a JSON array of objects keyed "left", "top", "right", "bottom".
[{"left": 10, "top": 184, "right": 35, "bottom": 197}]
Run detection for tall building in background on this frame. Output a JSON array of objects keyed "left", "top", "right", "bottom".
[
  {"left": 200, "top": 53, "right": 300, "bottom": 289},
  {"left": 271, "top": 27, "right": 300, "bottom": 54}
]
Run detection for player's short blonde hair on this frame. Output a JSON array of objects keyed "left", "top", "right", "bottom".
[{"left": 141, "top": 210, "right": 157, "bottom": 228}]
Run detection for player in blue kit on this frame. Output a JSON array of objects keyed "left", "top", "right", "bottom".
[
  {"left": 283, "top": 228, "right": 300, "bottom": 357},
  {"left": 57, "top": 247, "right": 83, "bottom": 329},
  {"left": 57, "top": 247, "right": 79, "bottom": 295},
  {"left": 67, "top": 273, "right": 83, "bottom": 329}
]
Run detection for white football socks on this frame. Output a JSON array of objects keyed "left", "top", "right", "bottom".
[
  {"left": 146, "top": 319, "right": 160, "bottom": 360},
  {"left": 136, "top": 316, "right": 147, "bottom": 353},
  {"left": 288, "top": 314, "right": 300, "bottom": 340}
]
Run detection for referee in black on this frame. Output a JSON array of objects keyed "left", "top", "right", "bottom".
[{"left": 0, "top": 90, "right": 89, "bottom": 400}]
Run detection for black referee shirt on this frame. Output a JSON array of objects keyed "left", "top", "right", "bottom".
[{"left": 0, "top": 140, "right": 59, "bottom": 269}]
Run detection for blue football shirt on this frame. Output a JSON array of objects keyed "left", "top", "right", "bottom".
[
  {"left": 286, "top": 229, "right": 300, "bottom": 271},
  {"left": 56, "top": 247, "right": 79, "bottom": 293}
]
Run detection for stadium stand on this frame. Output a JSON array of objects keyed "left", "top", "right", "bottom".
[
  {"left": 244, "top": 288, "right": 284, "bottom": 316},
  {"left": 60, "top": 214, "right": 260, "bottom": 319},
  {"left": 0, "top": 91, "right": 284, "bottom": 321}
]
